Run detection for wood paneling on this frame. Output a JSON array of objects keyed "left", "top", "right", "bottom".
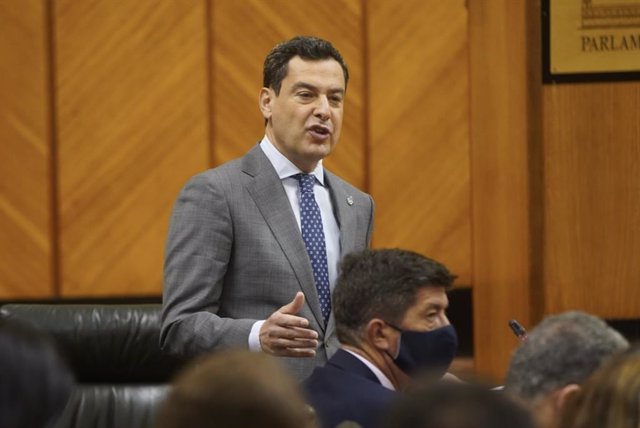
[
  {"left": 469, "top": 0, "right": 640, "bottom": 380},
  {"left": 210, "top": 0, "right": 366, "bottom": 189},
  {"left": 0, "top": 0, "right": 53, "bottom": 297},
  {"left": 468, "top": 0, "right": 542, "bottom": 381},
  {"left": 544, "top": 83, "right": 640, "bottom": 317},
  {"left": 4, "top": 0, "right": 639, "bottom": 383},
  {"left": 55, "top": 0, "right": 209, "bottom": 296},
  {"left": 368, "top": 0, "right": 471, "bottom": 284}
]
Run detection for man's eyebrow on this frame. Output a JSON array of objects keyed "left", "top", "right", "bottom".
[
  {"left": 291, "top": 82, "right": 345, "bottom": 94},
  {"left": 425, "top": 302, "right": 447, "bottom": 311},
  {"left": 291, "top": 82, "right": 318, "bottom": 92}
]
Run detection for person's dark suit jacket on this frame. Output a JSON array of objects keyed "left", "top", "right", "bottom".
[
  {"left": 161, "top": 145, "right": 374, "bottom": 380},
  {"left": 303, "top": 349, "right": 397, "bottom": 428}
]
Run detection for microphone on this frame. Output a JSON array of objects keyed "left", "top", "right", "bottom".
[{"left": 508, "top": 319, "right": 528, "bottom": 342}]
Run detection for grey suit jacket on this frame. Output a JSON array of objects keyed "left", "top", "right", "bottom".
[{"left": 161, "top": 145, "right": 374, "bottom": 379}]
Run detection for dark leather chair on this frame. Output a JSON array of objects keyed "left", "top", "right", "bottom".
[{"left": 0, "top": 303, "right": 183, "bottom": 428}]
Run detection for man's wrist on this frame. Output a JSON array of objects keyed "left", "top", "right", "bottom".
[{"left": 248, "top": 320, "right": 266, "bottom": 351}]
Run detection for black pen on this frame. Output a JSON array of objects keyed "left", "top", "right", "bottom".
[{"left": 508, "top": 319, "right": 528, "bottom": 342}]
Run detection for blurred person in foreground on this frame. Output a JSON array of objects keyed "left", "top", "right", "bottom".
[
  {"left": 0, "top": 318, "right": 74, "bottom": 428},
  {"left": 155, "top": 350, "right": 316, "bottom": 428},
  {"left": 383, "top": 381, "right": 536, "bottom": 428},
  {"left": 504, "top": 310, "right": 628, "bottom": 428},
  {"left": 303, "top": 248, "right": 458, "bottom": 428},
  {"left": 557, "top": 346, "right": 640, "bottom": 428}
]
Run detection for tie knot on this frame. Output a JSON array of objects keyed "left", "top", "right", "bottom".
[{"left": 294, "top": 173, "right": 315, "bottom": 194}]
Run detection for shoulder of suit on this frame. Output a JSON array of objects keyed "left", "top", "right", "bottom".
[
  {"left": 180, "top": 156, "right": 246, "bottom": 194},
  {"left": 324, "top": 169, "right": 371, "bottom": 199},
  {"left": 194, "top": 146, "right": 260, "bottom": 179},
  {"left": 189, "top": 159, "right": 238, "bottom": 179}
]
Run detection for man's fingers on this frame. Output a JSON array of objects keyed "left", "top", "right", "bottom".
[
  {"left": 262, "top": 324, "right": 318, "bottom": 341},
  {"left": 268, "top": 325, "right": 318, "bottom": 340},
  {"left": 260, "top": 295, "right": 321, "bottom": 358},
  {"left": 279, "top": 291, "right": 305, "bottom": 316},
  {"left": 271, "top": 348, "right": 316, "bottom": 358},
  {"left": 279, "top": 348, "right": 317, "bottom": 358},
  {"left": 267, "top": 337, "right": 319, "bottom": 350}
]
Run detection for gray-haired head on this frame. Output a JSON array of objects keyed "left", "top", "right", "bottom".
[{"left": 504, "top": 311, "right": 628, "bottom": 402}]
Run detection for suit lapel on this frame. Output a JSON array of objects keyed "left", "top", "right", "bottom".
[
  {"left": 325, "top": 171, "right": 358, "bottom": 258},
  {"left": 324, "top": 171, "right": 358, "bottom": 340},
  {"left": 242, "top": 146, "right": 325, "bottom": 329}
]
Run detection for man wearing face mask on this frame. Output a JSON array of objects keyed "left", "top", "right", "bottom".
[{"left": 302, "top": 248, "right": 457, "bottom": 428}]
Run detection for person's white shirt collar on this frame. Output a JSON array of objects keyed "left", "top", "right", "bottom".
[
  {"left": 342, "top": 348, "right": 396, "bottom": 391},
  {"left": 259, "top": 136, "right": 325, "bottom": 185}
]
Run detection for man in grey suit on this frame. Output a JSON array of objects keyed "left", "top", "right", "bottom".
[{"left": 161, "top": 36, "right": 374, "bottom": 380}]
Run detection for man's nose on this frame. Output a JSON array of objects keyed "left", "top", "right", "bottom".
[
  {"left": 314, "top": 96, "right": 330, "bottom": 121},
  {"left": 438, "top": 313, "right": 450, "bottom": 328}
]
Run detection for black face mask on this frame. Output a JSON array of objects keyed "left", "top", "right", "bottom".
[{"left": 390, "top": 324, "right": 458, "bottom": 376}]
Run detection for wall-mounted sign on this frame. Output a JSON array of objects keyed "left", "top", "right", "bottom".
[{"left": 542, "top": 0, "right": 640, "bottom": 82}]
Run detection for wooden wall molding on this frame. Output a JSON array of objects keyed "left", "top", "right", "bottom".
[{"left": 0, "top": 0, "right": 53, "bottom": 297}]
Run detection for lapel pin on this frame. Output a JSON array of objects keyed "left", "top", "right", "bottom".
[{"left": 346, "top": 196, "right": 354, "bottom": 206}]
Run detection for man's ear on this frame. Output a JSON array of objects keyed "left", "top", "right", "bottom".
[
  {"left": 365, "top": 319, "right": 396, "bottom": 353},
  {"left": 553, "top": 383, "right": 581, "bottom": 410},
  {"left": 259, "top": 87, "right": 273, "bottom": 120}
]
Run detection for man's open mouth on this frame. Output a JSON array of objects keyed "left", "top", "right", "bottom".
[{"left": 308, "top": 125, "right": 331, "bottom": 138}]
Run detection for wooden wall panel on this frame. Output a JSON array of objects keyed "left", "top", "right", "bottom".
[
  {"left": 468, "top": 0, "right": 542, "bottom": 381},
  {"left": 544, "top": 83, "right": 640, "bottom": 318},
  {"left": 55, "top": 0, "right": 209, "bottom": 296},
  {"left": 0, "top": 0, "right": 53, "bottom": 297},
  {"left": 469, "top": 0, "right": 640, "bottom": 380},
  {"left": 210, "top": 0, "right": 366, "bottom": 189},
  {"left": 368, "top": 0, "right": 471, "bottom": 284}
]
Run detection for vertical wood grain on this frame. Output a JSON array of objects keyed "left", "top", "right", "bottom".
[
  {"left": 210, "top": 0, "right": 366, "bottom": 189},
  {"left": 468, "top": 0, "right": 542, "bottom": 381},
  {"left": 368, "top": 0, "right": 471, "bottom": 285},
  {"left": 0, "top": 0, "right": 53, "bottom": 297},
  {"left": 55, "top": 0, "right": 209, "bottom": 296},
  {"left": 544, "top": 83, "right": 640, "bottom": 317}
]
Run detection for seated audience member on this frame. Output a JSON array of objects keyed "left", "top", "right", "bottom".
[
  {"left": 0, "top": 319, "right": 74, "bottom": 428},
  {"left": 303, "top": 248, "right": 458, "bottom": 428},
  {"left": 155, "top": 350, "right": 316, "bottom": 428},
  {"left": 557, "top": 346, "right": 640, "bottom": 428},
  {"left": 504, "top": 311, "right": 628, "bottom": 428},
  {"left": 383, "top": 381, "right": 536, "bottom": 428}
]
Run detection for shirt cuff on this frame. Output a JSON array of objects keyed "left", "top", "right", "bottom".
[{"left": 248, "top": 320, "right": 266, "bottom": 351}]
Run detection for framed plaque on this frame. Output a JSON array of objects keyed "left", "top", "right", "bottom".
[{"left": 542, "top": 0, "right": 640, "bottom": 83}]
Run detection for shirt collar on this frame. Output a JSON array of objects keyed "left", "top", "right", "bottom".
[
  {"left": 259, "top": 136, "right": 325, "bottom": 185},
  {"left": 342, "top": 348, "right": 396, "bottom": 391}
]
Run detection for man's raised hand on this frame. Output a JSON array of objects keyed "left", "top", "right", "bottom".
[{"left": 259, "top": 292, "right": 319, "bottom": 357}]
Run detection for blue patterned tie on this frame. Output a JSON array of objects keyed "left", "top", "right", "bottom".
[{"left": 295, "top": 173, "right": 331, "bottom": 326}]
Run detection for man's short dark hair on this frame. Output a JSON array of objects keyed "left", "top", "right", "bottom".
[
  {"left": 263, "top": 36, "right": 349, "bottom": 95},
  {"left": 504, "top": 311, "right": 629, "bottom": 401},
  {"left": 333, "top": 248, "right": 455, "bottom": 346}
]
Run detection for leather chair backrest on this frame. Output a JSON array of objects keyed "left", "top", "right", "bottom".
[{"left": 0, "top": 303, "right": 182, "bottom": 428}]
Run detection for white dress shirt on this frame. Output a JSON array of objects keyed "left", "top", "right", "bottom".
[{"left": 248, "top": 136, "right": 341, "bottom": 350}]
